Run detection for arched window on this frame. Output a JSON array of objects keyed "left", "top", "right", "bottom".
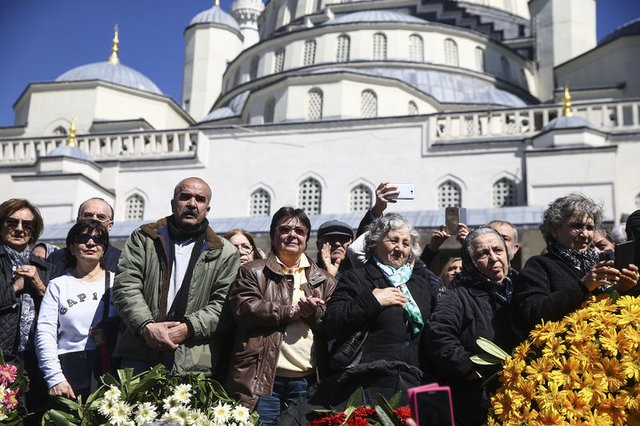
[
  {"left": 125, "top": 194, "right": 145, "bottom": 220},
  {"left": 501, "top": 56, "right": 511, "bottom": 80},
  {"left": 444, "top": 38, "right": 458, "bottom": 66},
  {"left": 307, "top": 88, "right": 323, "bottom": 121},
  {"left": 437, "top": 180, "right": 461, "bottom": 208},
  {"left": 250, "top": 189, "right": 271, "bottom": 216},
  {"left": 409, "top": 34, "right": 424, "bottom": 62},
  {"left": 337, "top": 34, "right": 350, "bottom": 62},
  {"left": 264, "top": 98, "right": 276, "bottom": 123},
  {"left": 373, "top": 33, "right": 387, "bottom": 60},
  {"left": 53, "top": 126, "right": 67, "bottom": 136},
  {"left": 303, "top": 39, "right": 317, "bottom": 66},
  {"left": 350, "top": 185, "right": 372, "bottom": 212},
  {"left": 361, "top": 90, "right": 378, "bottom": 118},
  {"left": 475, "top": 47, "right": 485, "bottom": 72},
  {"left": 493, "top": 178, "right": 518, "bottom": 207},
  {"left": 249, "top": 56, "right": 260, "bottom": 80},
  {"left": 274, "top": 47, "right": 286, "bottom": 73},
  {"left": 408, "top": 101, "right": 418, "bottom": 115},
  {"left": 297, "top": 178, "right": 321, "bottom": 215}
]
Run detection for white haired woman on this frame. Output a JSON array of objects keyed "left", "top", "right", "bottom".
[{"left": 513, "top": 193, "right": 639, "bottom": 334}]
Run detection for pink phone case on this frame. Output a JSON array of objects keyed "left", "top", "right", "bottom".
[{"left": 407, "top": 383, "right": 455, "bottom": 426}]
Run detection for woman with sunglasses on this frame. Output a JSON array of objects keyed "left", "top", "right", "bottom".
[
  {"left": 226, "top": 207, "right": 336, "bottom": 425},
  {"left": 0, "top": 198, "right": 52, "bottom": 416},
  {"left": 35, "top": 219, "right": 117, "bottom": 400}
]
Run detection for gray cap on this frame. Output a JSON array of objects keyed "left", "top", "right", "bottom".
[{"left": 317, "top": 220, "right": 354, "bottom": 240}]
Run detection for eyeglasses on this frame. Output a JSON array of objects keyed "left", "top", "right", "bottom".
[
  {"left": 234, "top": 243, "right": 254, "bottom": 255},
  {"left": 74, "top": 233, "right": 106, "bottom": 246},
  {"left": 4, "top": 217, "right": 35, "bottom": 232},
  {"left": 80, "top": 212, "right": 112, "bottom": 223},
  {"left": 277, "top": 225, "right": 308, "bottom": 237}
]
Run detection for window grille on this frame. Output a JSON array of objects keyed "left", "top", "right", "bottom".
[
  {"left": 493, "top": 178, "right": 518, "bottom": 207},
  {"left": 437, "top": 180, "right": 461, "bottom": 208},
  {"left": 297, "top": 178, "right": 321, "bottom": 215},
  {"left": 350, "top": 185, "right": 372, "bottom": 212},
  {"left": 274, "top": 48, "right": 285, "bottom": 73},
  {"left": 444, "top": 38, "right": 458, "bottom": 66},
  {"left": 409, "top": 34, "right": 424, "bottom": 62},
  {"left": 475, "top": 47, "right": 485, "bottom": 72},
  {"left": 361, "top": 90, "right": 378, "bottom": 118},
  {"left": 337, "top": 35, "right": 350, "bottom": 62},
  {"left": 249, "top": 56, "right": 259, "bottom": 80},
  {"left": 264, "top": 98, "right": 275, "bottom": 123},
  {"left": 307, "top": 89, "right": 323, "bottom": 121},
  {"left": 303, "top": 40, "right": 317, "bottom": 66},
  {"left": 373, "top": 33, "right": 387, "bottom": 60},
  {"left": 250, "top": 189, "right": 271, "bottom": 216},
  {"left": 125, "top": 194, "right": 144, "bottom": 220}
]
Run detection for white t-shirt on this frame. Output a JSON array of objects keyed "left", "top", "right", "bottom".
[{"left": 36, "top": 271, "right": 117, "bottom": 388}]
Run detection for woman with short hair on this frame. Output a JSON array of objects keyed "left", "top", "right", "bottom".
[
  {"left": 513, "top": 193, "right": 639, "bottom": 334},
  {"left": 224, "top": 229, "right": 263, "bottom": 265}
]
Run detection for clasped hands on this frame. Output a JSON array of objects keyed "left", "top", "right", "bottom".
[
  {"left": 582, "top": 260, "right": 640, "bottom": 293},
  {"left": 292, "top": 289, "right": 325, "bottom": 320},
  {"left": 142, "top": 321, "right": 190, "bottom": 352}
]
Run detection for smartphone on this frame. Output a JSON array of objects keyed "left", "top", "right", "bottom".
[
  {"left": 614, "top": 241, "right": 636, "bottom": 270},
  {"left": 445, "top": 207, "right": 466, "bottom": 234},
  {"left": 407, "top": 383, "right": 455, "bottom": 426},
  {"left": 386, "top": 183, "right": 414, "bottom": 200}
]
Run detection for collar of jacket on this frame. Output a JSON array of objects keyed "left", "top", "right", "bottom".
[
  {"left": 264, "top": 252, "right": 328, "bottom": 288},
  {"left": 139, "top": 216, "right": 224, "bottom": 261}
]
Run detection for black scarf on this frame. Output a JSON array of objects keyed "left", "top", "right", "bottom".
[
  {"left": 547, "top": 238, "right": 598, "bottom": 276},
  {"left": 161, "top": 216, "right": 208, "bottom": 322}
]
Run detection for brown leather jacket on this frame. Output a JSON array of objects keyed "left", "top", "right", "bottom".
[{"left": 225, "top": 253, "right": 337, "bottom": 409}]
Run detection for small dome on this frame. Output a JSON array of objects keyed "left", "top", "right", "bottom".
[
  {"left": 541, "top": 116, "right": 596, "bottom": 132},
  {"left": 48, "top": 145, "right": 93, "bottom": 162},
  {"left": 189, "top": 4, "right": 241, "bottom": 31},
  {"left": 56, "top": 61, "right": 162, "bottom": 95},
  {"left": 323, "top": 10, "right": 428, "bottom": 26}
]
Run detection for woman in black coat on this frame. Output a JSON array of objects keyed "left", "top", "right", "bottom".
[
  {"left": 424, "top": 226, "right": 520, "bottom": 426},
  {"left": 323, "top": 213, "right": 438, "bottom": 404},
  {"left": 513, "top": 194, "right": 639, "bottom": 335}
]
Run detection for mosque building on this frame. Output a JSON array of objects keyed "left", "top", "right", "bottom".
[{"left": 0, "top": 0, "right": 639, "bottom": 262}]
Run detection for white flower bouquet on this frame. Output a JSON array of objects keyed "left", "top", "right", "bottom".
[{"left": 42, "top": 365, "right": 258, "bottom": 426}]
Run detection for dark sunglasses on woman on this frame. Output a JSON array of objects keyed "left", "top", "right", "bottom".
[{"left": 74, "top": 233, "right": 106, "bottom": 246}]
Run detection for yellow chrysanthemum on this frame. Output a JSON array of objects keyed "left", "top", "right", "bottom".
[{"left": 530, "top": 320, "right": 567, "bottom": 346}]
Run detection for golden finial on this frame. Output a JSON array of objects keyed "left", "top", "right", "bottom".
[
  {"left": 562, "top": 85, "right": 573, "bottom": 117},
  {"left": 68, "top": 118, "right": 77, "bottom": 147},
  {"left": 108, "top": 25, "right": 120, "bottom": 65}
]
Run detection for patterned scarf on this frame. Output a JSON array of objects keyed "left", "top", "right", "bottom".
[
  {"left": 547, "top": 238, "right": 599, "bottom": 276},
  {"left": 1, "top": 242, "right": 36, "bottom": 353},
  {"left": 373, "top": 257, "right": 424, "bottom": 335}
]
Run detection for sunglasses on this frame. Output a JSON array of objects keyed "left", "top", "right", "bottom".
[
  {"left": 277, "top": 225, "right": 308, "bottom": 237},
  {"left": 74, "top": 233, "right": 106, "bottom": 246},
  {"left": 4, "top": 217, "right": 35, "bottom": 232}
]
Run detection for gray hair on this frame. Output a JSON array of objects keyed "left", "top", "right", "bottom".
[
  {"left": 539, "top": 193, "right": 603, "bottom": 240},
  {"left": 488, "top": 219, "right": 518, "bottom": 243},
  {"left": 363, "top": 213, "right": 421, "bottom": 260}
]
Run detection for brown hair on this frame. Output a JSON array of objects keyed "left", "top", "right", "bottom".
[
  {"left": 0, "top": 198, "right": 44, "bottom": 245},
  {"left": 224, "top": 228, "right": 263, "bottom": 260}
]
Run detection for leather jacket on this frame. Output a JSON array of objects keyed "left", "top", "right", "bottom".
[{"left": 225, "top": 253, "right": 336, "bottom": 409}]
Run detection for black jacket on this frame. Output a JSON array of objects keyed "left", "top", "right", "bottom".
[
  {"left": 512, "top": 252, "right": 589, "bottom": 335},
  {"left": 424, "top": 271, "right": 519, "bottom": 426},
  {"left": 325, "top": 260, "right": 437, "bottom": 371},
  {"left": 0, "top": 245, "right": 52, "bottom": 357},
  {"left": 48, "top": 244, "right": 121, "bottom": 279}
]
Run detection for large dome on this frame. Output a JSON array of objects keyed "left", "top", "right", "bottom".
[
  {"left": 323, "top": 10, "right": 429, "bottom": 26},
  {"left": 189, "top": 4, "right": 240, "bottom": 31},
  {"left": 56, "top": 61, "right": 162, "bottom": 95}
]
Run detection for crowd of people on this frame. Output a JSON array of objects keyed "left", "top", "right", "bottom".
[{"left": 1, "top": 178, "right": 639, "bottom": 425}]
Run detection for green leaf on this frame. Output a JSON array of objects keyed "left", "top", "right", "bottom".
[
  {"left": 471, "top": 353, "right": 504, "bottom": 366},
  {"left": 375, "top": 404, "right": 400, "bottom": 426},
  {"left": 375, "top": 395, "right": 405, "bottom": 426},
  {"left": 476, "top": 337, "right": 509, "bottom": 361},
  {"left": 41, "top": 409, "right": 75, "bottom": 425},
  {"left": 345, "top": 387, "right": 364, "bottom": 409}
]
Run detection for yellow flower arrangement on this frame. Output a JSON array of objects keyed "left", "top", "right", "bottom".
[{"left": 488, "top": 295, "right": 640, "bottom": 426}]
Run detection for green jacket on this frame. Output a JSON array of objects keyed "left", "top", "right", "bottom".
[{"left": 113, "top": 217, "right": 240, "bottom": 375}]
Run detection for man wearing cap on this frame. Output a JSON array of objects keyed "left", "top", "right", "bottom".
[{"left": 316, "top": 220, "right": 354, "bottom": 277}]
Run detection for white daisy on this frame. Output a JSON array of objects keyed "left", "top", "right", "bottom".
[
  {"left": 109, "top": 400, "right": 133, "bottom": 426},
  {"left": 212, "top": 402, "right": 231, "bottom": 423},
  {"left": 103, "top": 385, "right": 122, "bottom": 402},
  {"left": 172, "top": 383, "right": 192, "bottom": 404},
  {"left": 231, "top": 405, "right": 251, "bottom": 423},
  {"left": 98, "top": 398, "right": 115, "bottom": 417},
  {"left": 162, "top": 395, "right": 183, "bottom": 411},
  {"left": 134, "top": 401, "right": 157, "bottom": 425}
]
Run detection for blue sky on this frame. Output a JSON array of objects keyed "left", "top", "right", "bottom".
[{"left": 1, "top": 0, "right": 639, "bottom": 126}]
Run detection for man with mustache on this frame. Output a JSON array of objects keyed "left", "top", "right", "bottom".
[
  {"left": 316, "top": 220, "right": 354, "bottom": 277},
  {"left": 112, "top": 177, "right": 239, "bottom": 376}
]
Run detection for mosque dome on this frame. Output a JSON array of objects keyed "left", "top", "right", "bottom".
[
  {"left": 323, "top": 10, "right": 429, "bottom": 26},
  {"left": 55, "top": 27, "right": 162, "bottom": 95},
  {"left": 189, "top": 2, "right": 241, "bottom": 31}
]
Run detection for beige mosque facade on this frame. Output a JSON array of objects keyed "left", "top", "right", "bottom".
[{"left": 1, "top": 0, "right": 639, "bottom": 261}]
